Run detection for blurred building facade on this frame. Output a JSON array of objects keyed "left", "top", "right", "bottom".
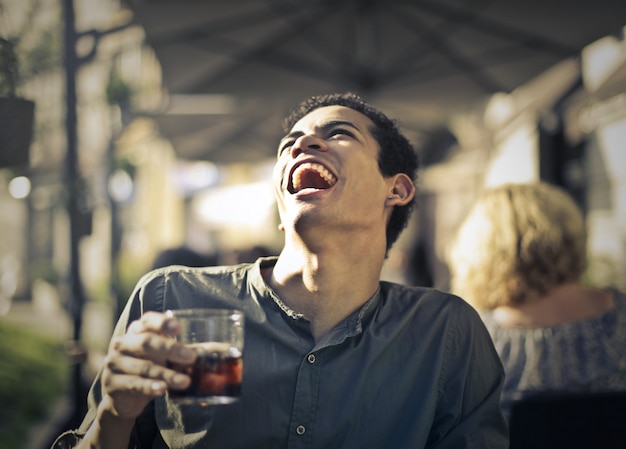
[
  {"left": 0, "top": 0, "right": 283, "bottom": 326},
  {"left": 0, "top": 0, "right": 172, "bottom": 341},
  {"left": 412, "top": 26, "right": 626, "bottom": 291},
  {"left": 1, "top": 1, "right": 624, "bottom": 332}
]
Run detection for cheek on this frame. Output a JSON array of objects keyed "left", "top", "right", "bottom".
[
  {"left": 272, "top": 163, "right": 285, "bottom": 188},
  {"left": 352, "top": 161, "right": 386, "bottom": 192},
  {"left": 272, "top": 164, "right": 287, "bottom": 211}
]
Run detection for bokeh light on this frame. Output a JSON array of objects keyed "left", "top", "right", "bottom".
[{"left": 8, "top": 176, "right": 31, "bottom": 199}]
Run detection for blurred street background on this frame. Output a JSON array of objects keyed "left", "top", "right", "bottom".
[{"left": 0, "top": 1, "right": 625, "bottom": 448}]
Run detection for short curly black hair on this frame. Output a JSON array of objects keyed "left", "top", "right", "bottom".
[{"left": 282, "top": 92, "right": 419, "bottom": 254}]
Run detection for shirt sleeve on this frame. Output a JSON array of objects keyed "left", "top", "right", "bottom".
[
  {"left": 429, "top": 298, "right": 509, "bottom": 449},
  {"left": 49, "top": 431, "right": 84, "bottom": 449},
  {"left": 49, "top": 273, "right": 165, "bottom": 449}
]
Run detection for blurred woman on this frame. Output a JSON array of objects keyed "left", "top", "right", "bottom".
[{"left": 447, "top": 181, "right": 626, "bottom": 419}]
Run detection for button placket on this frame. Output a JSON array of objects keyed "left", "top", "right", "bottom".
[{"left": 286, "top": 351, "right": 320, "bottom": 447}]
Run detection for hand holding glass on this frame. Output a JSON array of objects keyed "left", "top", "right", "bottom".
[{"left": 166, "top": 308, "right": 244, "bottom": 405}]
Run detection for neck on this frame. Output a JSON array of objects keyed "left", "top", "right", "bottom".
[{"left": 266, "top": 230, "right": 386, "bottom": 341}]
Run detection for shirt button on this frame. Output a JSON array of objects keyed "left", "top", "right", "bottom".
[
  {"left": 296, "top": 425, "right": 306, "bottom": 435},
  {"left": 307, "top": 353, "right": 316, "bottom": 364}
]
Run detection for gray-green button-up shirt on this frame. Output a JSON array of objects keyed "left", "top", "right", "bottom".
[{"left": 52, "top": 257, "right": 508, "bottom": 449}]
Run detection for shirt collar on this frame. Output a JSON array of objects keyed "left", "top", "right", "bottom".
[{"left": 250, "top": 256, "right": 382, "bottom": 343}]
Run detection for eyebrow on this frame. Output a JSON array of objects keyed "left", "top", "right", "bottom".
[{"left": 279, "top": 120, "right": 364, "bottom": 147}]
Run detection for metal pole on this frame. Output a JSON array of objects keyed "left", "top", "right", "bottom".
[{"left": 63, "top": 0, "right": 87, "bottom": 428}]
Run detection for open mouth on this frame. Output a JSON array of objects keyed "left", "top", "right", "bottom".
[{"left": 289, "top": 162, "right": 337, "bottom": 194}]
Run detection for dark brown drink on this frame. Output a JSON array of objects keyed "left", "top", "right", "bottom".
[{"left": 168, "top": 344, "right": 243, "bottom": 405}]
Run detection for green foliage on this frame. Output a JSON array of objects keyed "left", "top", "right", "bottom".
[
  {"left": 20, "top": 29, "right": 61, "bottom": 78},
  {"left": 30, "top": 259, "right": 61, "bottom": 284},
  {"left": 106, "top": 72, "right": 133, "bottom": 108},
  {"left": 0, "top": 37, "right": 19, "bottom": 96},
  {"left": 0, "top": 1, "right": 62, "bottom": 96},
  {"left": 0, "top": 322, "right": 69, "bottom": 449},
  {"left": 584, "top": 255, "right": 624, "bottom": 290}
]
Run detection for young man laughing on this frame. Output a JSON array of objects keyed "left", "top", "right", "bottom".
[{"left": 53, "top": 92, "right": 508, "bottom": 449}]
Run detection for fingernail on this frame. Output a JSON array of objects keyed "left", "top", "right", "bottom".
[
  {"left": 173, "top": 374, "right": 188, "bottom": 385},
  {"left": 165, "top": 319, "right": 180, "bottom": 333},
  {"left": 151, "top": 382, "right": 164, "bottom": 393}
]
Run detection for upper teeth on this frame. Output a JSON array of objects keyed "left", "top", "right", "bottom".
[{"left": 292, "top": 162, "right": 337, "bottom": 191}]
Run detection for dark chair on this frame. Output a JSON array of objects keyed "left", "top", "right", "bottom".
[{"left": 508, "top": 390, "right": 626, "bottom": 449}]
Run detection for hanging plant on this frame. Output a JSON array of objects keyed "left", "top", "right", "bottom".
[
  {"left": 0, "top": 37, "right": 34, "bottom": 168},
  {"left": 106, "top": 68, "right": 136, "bottom": 127},
  {"left": 106, "top": 71, "right": 133, "bottom": 108},
  {"left": 0, "top": 37, "right": 19, "bottom": 97}
]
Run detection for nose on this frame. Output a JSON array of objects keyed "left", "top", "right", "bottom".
[{"left": 290, "top": 134, "right": 327, "bottom": 157}]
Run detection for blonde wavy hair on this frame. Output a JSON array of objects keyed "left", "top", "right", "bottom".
[{"left": 447, "top": 182, "right": 587, "bottom": 310}]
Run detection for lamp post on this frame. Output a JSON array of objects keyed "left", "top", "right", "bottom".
[
  {"left": 62, "top": 0, "right": 87, "bottom": 427},
  {"left": 62, "top": 0, "right": 133, "bottom": 427}
]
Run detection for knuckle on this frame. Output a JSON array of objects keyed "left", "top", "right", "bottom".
[
  {"left": 130, "top": 378, "right": 159, "bottom": 396},
  {"left": 142, "top": 311, "right": 165, "bottom": 329},
  {"left": 139, "top": 333, "right": 154, "bottom": 351},
  {"left": 142, "top": 311, "right": 160, "bottom": 321},
  {"left": 101, "top": 370, "right": 112, "bottom": 388},
  {"left": 161, "top": 338, "right": 178, "bottom": 353},
  {"left": 138, "top": 362, "right": 156, "bottom": 378},
  {"left": 129, "top": 382, "right": 144, "bottom": 394},
  {"left": 110, "top": 336, "right": 124, "bottom": 351},
  {"left": 104, "top": 355, "right": 116, "bottom": 371},
  {"left": 127, "top": 320, "right": 143, "bottom": 334}
]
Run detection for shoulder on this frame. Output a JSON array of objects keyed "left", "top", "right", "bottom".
[
  {"left": 380, "top": 281, "right": 478, "bottom": 315},
  {"left": 138, "top": 263, "right": 252, "bottom": 288},
  {"left": 129, "top": 262, "right": 258, "bottom": 312},
  {"left": 378, "top": 282, "right": 487, "bottom": 336}
]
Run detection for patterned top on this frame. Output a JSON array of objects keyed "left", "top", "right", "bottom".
[{"left": 479, "top": 288, "right": 626, "bottom": 420}]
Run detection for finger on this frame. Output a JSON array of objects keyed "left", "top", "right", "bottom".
[
  {"left": 128, "top": 311, "right": 181, "bottom": 336},
  {"left": 104, "top": 373, "right": 169, "bottom": 398},
  {"left": 112, "top": 332, "right": 196, "bottom": 365},
  {"left": 105, "top": 354, "right": 191, "bottom": 390}
]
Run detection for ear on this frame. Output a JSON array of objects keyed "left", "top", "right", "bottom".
[{"left": 386, "top": 173, "right": 415, "bottom": 206}]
